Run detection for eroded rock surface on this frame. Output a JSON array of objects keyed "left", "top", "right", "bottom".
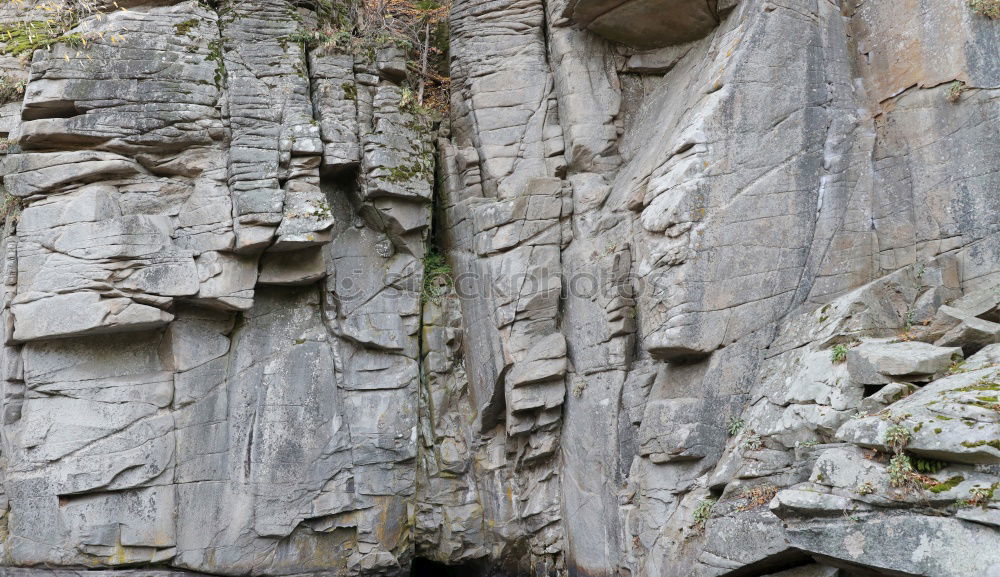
[{"left": 0, "top": 0, "right": 996, "bottom": 576}]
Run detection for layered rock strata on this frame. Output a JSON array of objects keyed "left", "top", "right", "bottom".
[{"left": 0, "top": 0, "right": 997, "bottom": 576}]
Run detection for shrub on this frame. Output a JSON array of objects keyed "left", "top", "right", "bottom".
[
  {"left": 692, "top": 498, "right": 716, "bottom": 528},
  {"left": 969, "top": 0, "right": 1000, "bottom": 18},
  {"left": 303, "top": 0, "right": 452, "bottom": 116},
  {"left": 884, "top": 423, "right": 911, "bottom": 453},
  {"left": 0, "top": 75, "right": 26, "bottom": 104},
  {"left": 957, "top": 483, "right": 998, "bottom": 508},
  {"left": 831, "top": 344, "right": 849, "bottom": 363},
  {"left": 1, "top": 193, "right": 22, "bottom": 224},
  {"left": 742, "top": 431, "right": 763, "bottom": 451},
  {"left": 947, "top": 81, "right": 968, "bottom": 103},
  {"left": 422, "top": 249, "right": 453, "bottom": 304},
  {"left": 855, "top": 482, "right": 876, "bottom": 495},
  {"left": 888, "top": 454, "right": 919, "bottom": 490}
]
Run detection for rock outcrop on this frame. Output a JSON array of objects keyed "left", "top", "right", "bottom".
[{"left": 0, "top": 0, "right": 996, "bottom": 576}]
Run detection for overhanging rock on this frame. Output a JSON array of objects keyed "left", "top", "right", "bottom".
[{"left": 564, "top": 0, "right": 721, "bottom": 48}]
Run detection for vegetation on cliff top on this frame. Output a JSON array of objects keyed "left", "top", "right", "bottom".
[
  {"left": 300, "top": 0, "right": 451, "bottom": 116},
  {"left": 0, "top": 0, "right": 122, "bottom": 58}
]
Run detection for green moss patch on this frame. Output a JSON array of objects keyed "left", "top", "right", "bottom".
[
  {"left": 0, "top": 21, "right": 78, "bottom": 57},
  {"left": 925, "top": 476, "right": 964, "bottom": 493},
  {"left": 174, "top": 18, "right": 200, "bottom": 37}
]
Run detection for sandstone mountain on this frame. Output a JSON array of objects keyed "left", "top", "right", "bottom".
[{"left": 0, "top": 0, "right": 997, "bottom": 576}]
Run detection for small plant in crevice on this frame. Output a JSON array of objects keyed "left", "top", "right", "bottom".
[
  {"left": 884, "top": 423, "right": 912, "bottom": 454},
  {"left": 880, "top": 416, "right": 937, "bottom": 495},
  {"left": 0, "top": 75, "right": 26, "bottom": 104},
  {"left": 173, "top": 18, "right": 199, "bottom": 38},
  {"left": 968, "top": 0, "right": 1000, "bottom": 19},
  {"left": 727, "top": 417, "right": 745, "bottom": 437},
  {"left": 855, "top": 481, "right": 876, "bottom": 495},
  {"left": 1, "top": 192, "right": 22, "bottom": 226},
  {"left": 341, "top": 81, "right": 357, "bottom": 101},
  {"left": 742, "top": 430, "right": 763, "bottom": 452},
  {"left": 887, "top": 454, "right": 922, "bottom": 492},
  {"left": 947, "top": 358, "right": 968, "bottom": 375},
  {"left": 692, "top": 498, "right": 716, "bottom": 530},
  {"left": 956, "top": 483, "right": 998, "bottom": 509},
  {"left": 421, "top": 249, "right": 452, "bottom": 305},
  {"left": 947, "top": 81, "right": 969, "bottom": 103},
  {"left": 737, "top": 484, "right": 779, "bottom": 511},
  {"left": 924, "top": 475, "right": 964, "bottom": 494},
  {"left": 911, "top": 456, "right": 948, "bottom": 475},
  {"left": 310, "top": 199, "right": 333, "bottom": 220},
  {"left": 817, "top": 303, "right": 832, "bottom": 323},
  {"left": 831, "top": 344, "right": 849, "bottom": 364}
]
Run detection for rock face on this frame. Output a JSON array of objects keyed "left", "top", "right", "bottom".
[{"left": 0, "top": 0, "right": 997, "bottom": 577}]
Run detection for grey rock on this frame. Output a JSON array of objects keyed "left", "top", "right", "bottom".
[
  {"left": 966, "top": 343, "right": 1000, "bottom": 371},
  {"left": 2, "top": 151, "right": 144, "bottom": 198},
  {"left": 770, "top": 489, "right": 855, "bottom": 518},
  {"left": 309, "top": 51, "right": 360, "bottom": 172},
  {"left": 857, "top": 381, "right": 916, "bottom": 415},
  {"left": 837, "top": 367, "right": 1000, "bottom": 464},
  {"left": 506, "top": 333, "right": 567, "bottom": 388},
  {"left": 12, "top": 293, "right": 173, "bottom": 341},
  {"left": 625, "top": 44, "right": 695, "bottom": 74},
  {"left": 780, "top": 514, "right": 1000, "bottom": 577},
  {"left": 566, "top": 0, "right": 719, "bottom": 49},
  {"left": 258, "top": 247, "right": 327, "bottom": 286},
  {"left": 847, "top": 340, "right": 963, "bottom": 384},
  {"left": 934, "top": 305, "right": 1000, "bottom": 349},
  {"left": 0, "top": 0, "right": 997, "bottom": 575},
  {"left": 956, "top": 506, "right": 1000, "bottom": 528}
]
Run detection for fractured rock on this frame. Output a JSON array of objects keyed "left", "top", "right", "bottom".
[{"left": 847, "top": 341, "right": 963, "bottom": 385}]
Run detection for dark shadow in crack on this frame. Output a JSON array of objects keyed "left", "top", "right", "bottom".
[{"left": 411, "top": 557, "right": 492, "bottom": 577}]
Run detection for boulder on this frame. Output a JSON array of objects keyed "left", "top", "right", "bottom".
[
  {"left": 566, "top": 0, "right": 719, "bottom": 48},
  {"left": 847, "top": 341, "right": 963, "bottom": 384},
  {"left": 837, "top": 367, "right": 1000, "bottom": 464}
]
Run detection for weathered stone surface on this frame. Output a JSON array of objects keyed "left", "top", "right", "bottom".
[
  {"left": 11, "top": 292, "right": 174, "bottom": 341},
  {"left": 779, "top": 513, "right": 1000, "bottom": 577},
  {"left": 837, "top": 366, "right": 1000, "bottom": 464},
  {"left": 565, "top": 0, "right": 719, "bottom": 49},
  {"left": 934, "top": 304, "right": 1000, "bottom": 348},
  {"left": 0, "top": 0, "right": 997, "bottom": 576},
  {"left": 847, "top": 340, "right": 964, "bottom": 384},
  {"left": 258, "top": 247, "right": 327, "bottom": 286},
  {"left": 309, "top": 51, "right": 361, "bottom": 172}
]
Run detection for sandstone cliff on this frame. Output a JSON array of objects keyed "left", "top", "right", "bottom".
[{"left": 0, "top": 0, "right": 997, "bottom": 576}]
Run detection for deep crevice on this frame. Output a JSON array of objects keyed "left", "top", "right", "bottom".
[
  {"left": 716, "top": 549, "right": 813, "bottom": 577},
  {"left": 863, "top": 383, "right": 885, "bottom": 398},
  {"left": 21, "top": 101, "right": 81, "bottom": 122},
  {"left": 411, "top": 557, "right": 489, "bottom": 577}
]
